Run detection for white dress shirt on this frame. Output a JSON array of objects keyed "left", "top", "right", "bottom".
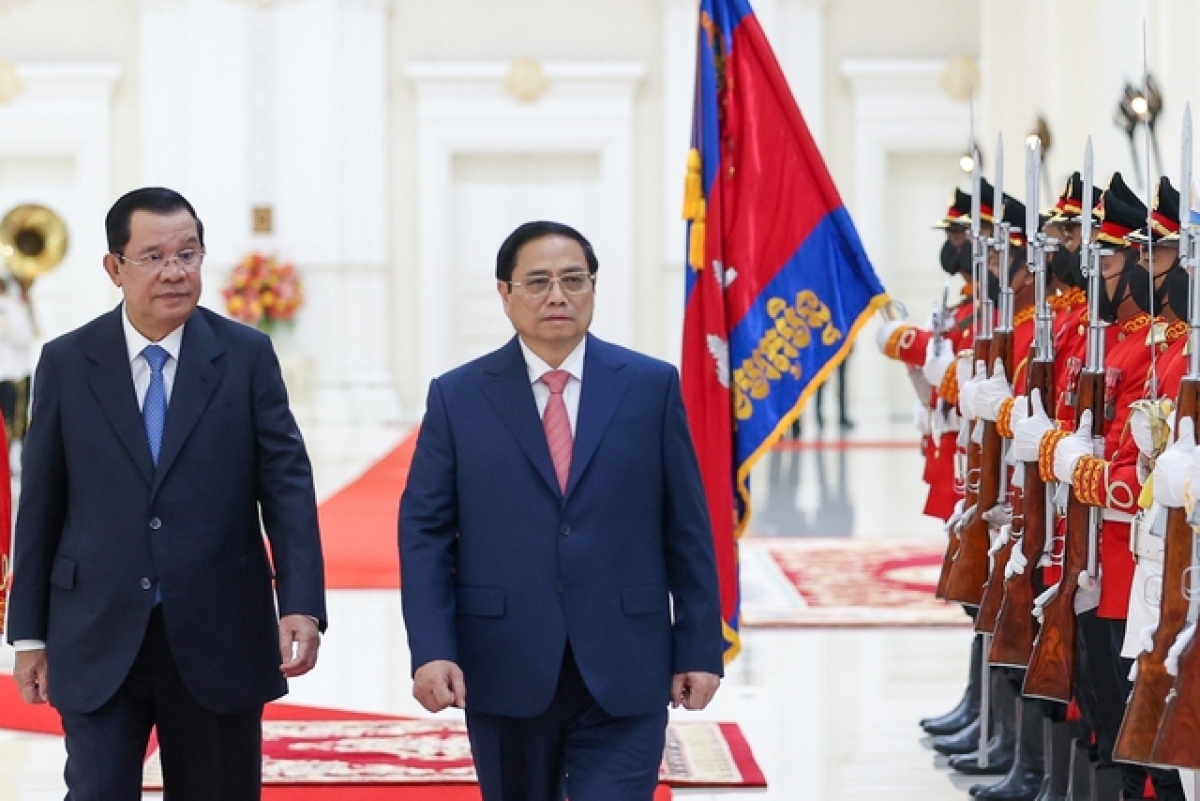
[
  {"left": 12, "top": 308, "right": 185, "bottom": 652},
  {"left": 519, "top": 336, "right": 586, "bottom": 435}
]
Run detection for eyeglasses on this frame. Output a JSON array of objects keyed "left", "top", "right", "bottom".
[
  {"left": 113, "top": 247, "right": 206, "bottom": 272},
  {"left": 508, "top": 272, "right": 595, "bottom": 299}
]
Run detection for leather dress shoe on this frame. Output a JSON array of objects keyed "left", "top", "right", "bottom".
[
  {"left": 949, "top": 735, "right": 1016, "bottom": 776},
  {"left": 923, "top": 635, "right": 983, "bottom": 735}
]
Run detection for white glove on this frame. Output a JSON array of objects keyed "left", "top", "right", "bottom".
[
  {"left": 1152, "top": 417, "right": 1196, "bottom": 509},
  {"left": 1074, "top": 569, "right": 1101, "bottom": 615},
  {"left": 923, "top": 337, "right": 956, "bottom": 387},
  {"left": 1008, "top": 395, "right": 1030, "bottom": 430},
  {"left": 1012, "top": 388, "right": 1054, "bottom": 463},
  {"left": 1005, "top": 543, "right": 1028, "bottom": 579},
  {"left": 955, "top": 352, "right": 975, "bottom": 398},
  {"left": 912, "top": 399, "right": 931, "bottom": 436},
  {"left": 988, "top": 524, "right": 1012, "bottom": 556},
  {"left": 1130, "top": 407, "right": 1155, "bottom": 457},
  {"left": 945, "top": 499, "right": 966, "bottom": 534},
  {"left": 876, "top": 320, "right": 910, "bottom": 354},
  {"left": 1166, "top": 622, "right": 1196, "bottom": 677},
  {"left": 976, "top": 359, "right": 1014, "bottom": 422},
  {"left": 1033, "top": 582, "right": 1060, "bottom": 624},
  {"left": 1054, "top": 409, "right": 1096, "bottom": 484},
  {"left": 958, "top": 360, "right": 988, "bottom": 420}
]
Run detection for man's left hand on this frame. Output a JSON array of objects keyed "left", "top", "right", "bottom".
[
  {"left": 279, "top": 614, "right": 321, "bottom": 678},
  {"left": 671, "top": 671, "right": 720, "bottom": 710}
]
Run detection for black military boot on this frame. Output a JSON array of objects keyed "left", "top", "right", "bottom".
[
  {"left": 923, "top": 634, "right": 983, "bottom": 735},
  {"left": 971, "top": 695, "right": 1045, "bottom": 799},
  {"left": 1065, "top": 739, "right": 1090, "bottom": 801},
  {"left": 950, "top": 669, "right": 1017, "bottom": 776},
  {"left": 1090, "top": 765, "right": 1122, "bottom": 801},
  {"left": 933, "top": 716, "right": 983, "bottom": 756},
  {"left": 1032, "top": 719, "right": 1073, "bottom": 801}
]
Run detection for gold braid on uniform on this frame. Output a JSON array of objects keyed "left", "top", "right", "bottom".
[
  {"left": 1166, "top": 320, "right": 1188, "bottom": 343},
  {"left": 1121, "top": 312, "right": 1152, "bottom": 336},
  {"left": 1071, "top": 455, "right": 1107, "bottom": 506},
  {"left": 1012, "top": 306, "right": 1037, "bottom": 328},
  {"left": 996, "top": 397, "right": 1017, "bottom": 438},
  {"left": 884, "top": 325, "right": 912, "bottom": 360},
  {"left": 1048, "top": 286, "right": 1087, "bottom": 313},
  {"left": 1039, "top": 429, "right": 1071, "bottom": 483},
  {"left": 939, "top": 363, "right": 960, "bottom": 406}
]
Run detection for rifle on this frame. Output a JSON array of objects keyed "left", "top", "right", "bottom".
[
  {"left": 1024, "top": 138, "right": 1104, "bottom": 703},
  {"left": 1149, "top": 104, "right": 1200, "bottom": 769},
  {"left": 937, "top": 145, "right": 987, "bottom": 600},
  {"left": 991, "top": 136, "right": 1053, "bottom": 660},
  {"left": 1113, "top": 100, "right": 1198, "bottom": 768},
  {"left": 946, "top": 139, "right": 1005, "bottom": 607}
]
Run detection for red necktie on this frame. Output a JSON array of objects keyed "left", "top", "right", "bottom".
[{"left": 541, "top": 370, "right": 573, "bottom": 493}]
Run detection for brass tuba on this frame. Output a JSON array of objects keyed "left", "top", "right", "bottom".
[{"left": 0, "top": 203, "right": 68, "bottom": 286}]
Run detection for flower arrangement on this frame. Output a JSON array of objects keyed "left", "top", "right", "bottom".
[{"left": 223, "top": 252, "right": 303, "bottom": 334}]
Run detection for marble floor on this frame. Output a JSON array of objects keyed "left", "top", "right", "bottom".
[{"left": 0, "top": 404, "right": 1028, "bottom": 800}]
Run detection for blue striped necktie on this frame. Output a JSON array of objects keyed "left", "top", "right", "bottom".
[{"left": 142, "top": 344, "right": 169, "bottom": 465}]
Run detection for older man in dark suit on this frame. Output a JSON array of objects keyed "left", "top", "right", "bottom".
[
  {"left": 7, "top": 187, "right": 326, "bottom": 801},
  {"left": 400, "top": 220, "right": 723, "bottom": 801}
]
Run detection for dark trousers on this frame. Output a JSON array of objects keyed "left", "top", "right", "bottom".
[
  {"left": 58, "top": 608, "right": 263, "bottom": 801},
  {"left": 465, "top": 644, "right": 667, "bottom": 801}
]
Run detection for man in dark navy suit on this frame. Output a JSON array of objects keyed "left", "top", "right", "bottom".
[
  {"left": 400, "top": 221, "right": 723, "bottom": 801},
  {"left": 7, "top": 187, "right": 327, "bottom": 801}
]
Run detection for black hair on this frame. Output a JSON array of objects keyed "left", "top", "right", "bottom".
[
  {"left": 105, "top": 187, "right": 204, "bottom": 255},
  {"left": 495, "top": 221, "right": 598, "bottom": 282}
]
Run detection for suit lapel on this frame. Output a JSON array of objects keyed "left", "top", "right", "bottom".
[
  {"left": 151, "top": 311, "right": 225, "bottom": 496},
  {"left": 481, "top": 337, "right": 561, "bottom": 497},
  {"left": 85, "top": 307, "right": 155, "bottom": 485},
  {"left": 565, "top": 335, "right": 628, "bottom": 499}
]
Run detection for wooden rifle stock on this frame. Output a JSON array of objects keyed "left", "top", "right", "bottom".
[
  {"left": 1024, "top": 368, "right": 1104, "bottom": 702},
  {"left": 975, "top": 329, "right": 1017, "bottom": 632},
  {"left": 947, "top": 332, "right": 1010, "bottom": 606},
  {"left": 990, "top": 357, "right": 1054, "bottom": 667},
  {"left": 1117, "top": 380, "right": 1200, "bottom": 764},
  {"left": 937, "top": 337, "right": 990, "bottom": 599},
  {"left": 1151, "top": 619, "right": 1200, "bottom": 769}
]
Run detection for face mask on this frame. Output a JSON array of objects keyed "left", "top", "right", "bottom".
[
  {"left": 940, "top": 239, "right": 971, "bottom": 277},
  {"left": 1126, "top": 265, "right": 1154, "bottom": 315},
  {"left": 1162, "top": 258, "right": 1189, "bottom": 320},
  {"left": 984, "top": 269, "right": 1002, "bottom": 305},
  {"left": 1097, "top": 250, "right": 1140, "bottom": 323},
  {"left": 1049, "top": 247, "right": 1083, "bottom": 287}
]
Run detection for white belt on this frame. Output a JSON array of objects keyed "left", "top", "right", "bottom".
[
  {"left": 1130, "top": 508, "right": 1165, "bottom": 563},
  {"left": 1103, "top": 509, "right": 1135, "bottom": 524}
]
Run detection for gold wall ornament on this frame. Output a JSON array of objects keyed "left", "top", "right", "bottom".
[
  {"left": 505, "top": 58, "right": 550, "bottom": 104},
  {"left": 941, "top": 55, "right": 980, "bottom": 103},
  {"left": 0, "top": 59, "right": 23, "bottom": 105}
]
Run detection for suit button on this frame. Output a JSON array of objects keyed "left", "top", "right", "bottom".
[
  {"left": 149, "top": 517, "right": 162, "bottom": 530},
  {"left": 140, "top": 578, "right": 152, "bottom": 590},
  {"left": 560, "top": 525, "right": 570, "bottom": 536}
]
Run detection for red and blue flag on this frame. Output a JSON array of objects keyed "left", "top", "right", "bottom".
[{"left": 681, "top": 0, "right": 889, "bottom": 662}]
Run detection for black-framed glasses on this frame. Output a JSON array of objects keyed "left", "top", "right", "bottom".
[
  {"left": 508, "top": 272, "right": 595, "bottom": 299},
  {"left": 113, "top": 247, "right": 206, "bottom": 272}
]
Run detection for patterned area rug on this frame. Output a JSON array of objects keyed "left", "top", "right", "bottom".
[
  {"left": 143, "top": 719, "right": 766, "bottom": 789},
  {"left": 740, "top": 537, "right": 970, "bottom": 627}
]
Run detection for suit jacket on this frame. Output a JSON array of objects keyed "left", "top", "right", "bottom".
[
  {"left": 6, "top": 305, "right": 326, "bottom": 715},
  {"left": 400, "top": 334, "right": 723, "bottom": 718}
]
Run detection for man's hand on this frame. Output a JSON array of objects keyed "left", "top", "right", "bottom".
[
  {"left": 14, "top": 649, "right": 49, "bottom": 704},
  {"left": 671, "top": 671, "right": 720, "bottom": 711},
  {"left": 279, "top": 614, "right": 321, "bottom": 678},
  {"left": 413, "top": 660, "right": 466, "bottom": 713}
]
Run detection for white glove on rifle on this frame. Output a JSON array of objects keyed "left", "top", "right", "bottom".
[
  {"left": 1011, "top": 388, "right": 1053, "bottom": 463},
  {"left": 958, "top": 360, "right": 988, "bottom": 420},
  {"left": 1033, "top": 582, "right": 1060, "bottom": 624},
  {"left": 945, "top": 499, "right": 965, "bottom": 535},
  {"left": 1074, "top": 569, "right": 1101, "bottom": 615},
  {"left": 1005, "top": 544, "right": 1028, "bottom": 580},
  {"left": 1152, "top": 417, "right": 1196, "bottom": 509},
  {"left": 976, "top": 359, "right": 1014, "bottom": 422},
  {"left": 1166, "top": 622, "right": 1196, "bottom": 677},
  {"left": 955, "top": 352, "right": 975, "bottom": 400},
  {"left": 923, "top": 337, "right": 956, "bottom": 387},
  {"left": 1053, "top": 409, "right": 1096, "bottom": 484}
]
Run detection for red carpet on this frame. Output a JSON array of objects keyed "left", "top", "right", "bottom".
[
  {"left": 741, "top": 538, "right": 970, "bottom": 627},
  {"left": 0, "top": 676, "right": 676, "bottom": 798},
  {"left": 317, "top": 429, "right": 417, "bottom": 589}
]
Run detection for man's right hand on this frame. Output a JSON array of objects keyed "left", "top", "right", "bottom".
[
  {"left": 412, "top": 660, "right": 466, "bottom": 713},
  {"left": 14, "top": 649, "right": 49, "bottom": 705}
]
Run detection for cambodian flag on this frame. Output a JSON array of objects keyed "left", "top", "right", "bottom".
[{"left": 681, "top": 0, "right": 889, "bottom": 661}]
